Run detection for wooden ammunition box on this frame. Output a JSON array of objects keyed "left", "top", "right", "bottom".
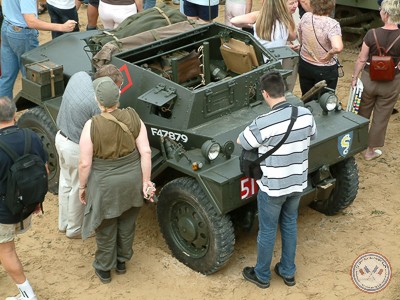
[
  {"left": 25, "top": 60, "right": 64, "bottom": 85},
  {"left": 22, "top": 77, "right": 64, "bottom": 100}
]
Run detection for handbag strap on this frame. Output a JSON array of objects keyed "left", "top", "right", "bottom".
[
  {"left": 254, "top": 106, "right": 298, "bottom": 164},
  {"left": 312, "top": 15, "right": 328, "bottom": 53},
  {"left": 100, "top": 112, "right": 135, "bottom": 144},
  {"left": 372, "top": 28, "right": 400, "bottom": 56},
  {"left": 311, "top": 15, "right": 340, "bottom": 65}
]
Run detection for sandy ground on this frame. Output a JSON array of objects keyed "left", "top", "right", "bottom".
[{"left": 2, "top": 3, "right": 400, "bottom": 300}]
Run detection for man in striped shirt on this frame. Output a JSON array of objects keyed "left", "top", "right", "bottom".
[{"left": 238, "top": 71, "right": 316, "bottom": 288}]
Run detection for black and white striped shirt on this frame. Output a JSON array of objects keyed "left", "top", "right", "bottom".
[{"left": 239, "top": 102, "right": 317, "bottom": 197}]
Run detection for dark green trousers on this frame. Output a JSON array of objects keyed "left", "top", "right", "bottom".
[{"left": 93, "top": 206, "right": 141, "bottom": 271}]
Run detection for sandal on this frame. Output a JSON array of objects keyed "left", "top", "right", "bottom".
[
  {"left": 364, "top": 149, "right": 382, "bottom": 161},
  {"left": 38, "top": 2, "right": 47, "bottom": 15}
]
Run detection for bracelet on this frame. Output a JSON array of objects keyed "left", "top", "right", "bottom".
[{"left": 79, "top": 185, "right": 86, "bottom": 189}]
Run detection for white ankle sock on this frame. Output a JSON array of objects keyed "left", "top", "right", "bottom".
[{"left": 16, "top": 279, "right": 36, "bottom": 299}]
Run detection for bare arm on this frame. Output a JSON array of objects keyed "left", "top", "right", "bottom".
[
  {"left": 78, "top": 120, "right": 93, "bottom": 205},
  {"left": 320, "top": 35, "right": 343, "bottom": 63},
  {"left": 245, "top": 0, "right": 252, "bottom": 14},
  {"left": 24, "top": 14, "right": 76, "bottom": 32},
  {"left": 135, "top": 121, "right": 154, "bottom": 201},
  {"left": 231, "top": 11, "right": 259, "bottom": 28},
  {"left": 287, "top": 23, "right": 297, "bottom": 42},
  {"left": 135, "top": 0, "right": 143, "bottom": 12},
  {"left": 351, "top": 42, "right": 369, "bottom": 87}
]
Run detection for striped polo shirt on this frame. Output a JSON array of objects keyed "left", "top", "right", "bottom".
[{"left": 239, "top": 102, "right": 317, "bottom": 197}]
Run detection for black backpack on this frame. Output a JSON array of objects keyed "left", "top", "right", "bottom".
[{"left": 0, "top": 128, "right": 48, "bottom": 227}]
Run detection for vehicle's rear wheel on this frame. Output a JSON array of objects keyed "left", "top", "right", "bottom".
[
  {"left": 18, "top": 107, "right": 59, "bottom": 194},
  {"left": 157, "top": 177, "right": 235, "bottom": 274},
  {"left": 310, "top": 157, "right": 359, "bottom": 215}
]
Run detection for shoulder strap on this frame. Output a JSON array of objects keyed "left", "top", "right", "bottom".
[
  {"left": 0, "top": 128, "right": 27, "bottom": 162},
  {"left": 22, "top": 128, "right": 32, "bottom": 155},
  {"left": 312, "top": 15, "right": 328, "bottom": 53},
  {"left": 386, "top": 33, "right": 400, "bottom": 54},
  {"left": 101, "top": 112, "right": 132, "bottom": 135},
  {"left": 100, "top": 112, "right": 135, "bottom": 143},
  {"left": 0, "top": 139, "right": 18, "bottom": 162},
  {"left": 373, "top": 29, "right": 383, "bottom": 56},
  {"left": 254, "top": 106, "right": 298, "bottom": 164}
]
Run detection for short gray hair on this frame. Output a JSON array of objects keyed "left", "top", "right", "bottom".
[
  {"left": 382, "top": 0, "right": 400, "bottom": 24},
  {"left": 0, "top": 96, "right": 17, "bottom": 122}
]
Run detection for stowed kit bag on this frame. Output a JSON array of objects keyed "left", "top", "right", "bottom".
[
  {"left": 220, "top": 38, "right": 259, "bottom": 74},
  {"left": 370, "top": 29, "right": 400, "bottom": 81},
  {"left": 240, "top": 106, "right": 298, "bottom": 180},
  {"left": 0, "top": 128, "right": 48, "bottom": 228}
]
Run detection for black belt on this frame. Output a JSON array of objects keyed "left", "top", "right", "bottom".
[
  {"left": 59, "top": 131, "right": 70, "bottom": 140},
  {"left": 5, "top": 20, "right": 30, "bottom": 31}
]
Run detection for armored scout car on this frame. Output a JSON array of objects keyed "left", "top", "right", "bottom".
[{"left": 15, "top": 20, "right": 369, "bottom": 275}]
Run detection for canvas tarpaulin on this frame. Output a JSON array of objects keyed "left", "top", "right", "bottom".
[
  {"left": 92, "top": 20, "right": 199, "bottom": 69},
  {"left": 87, "top": 4, "right": 189, "bottom": 47}
]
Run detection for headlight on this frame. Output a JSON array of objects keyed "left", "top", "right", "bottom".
[
  {"left": 201, "top": 140, "right": 221, "bottom": 161},
  {"left": 319, "top": 91, "right": 338, "bottom": 113}
]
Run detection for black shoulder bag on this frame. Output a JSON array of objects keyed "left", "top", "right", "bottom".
[{"left": 240, "top": 106, "right": 298, "bottom": 180}]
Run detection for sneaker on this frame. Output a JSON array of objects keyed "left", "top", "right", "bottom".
[
  {"left": 66, "top": 233, "right": 81, "bottom": 239},
  {"left": 242, "top": 266, "right": 270, "bottom": 289},
  {"left": 274, "top": 263, "right": 296, "bottom": 286},
  {"left": 95, "top": 269, "right": 111, "bottom": 284},
  {"left": 116, "top": 261, "right": 126, "bottom": 274},
  {"left": 6, "top": 295, "right": 38, "bottom": 300}
]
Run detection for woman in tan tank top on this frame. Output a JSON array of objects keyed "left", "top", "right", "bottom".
[{"left": 78, "top": 76, "right": 154, "bottom": 284}]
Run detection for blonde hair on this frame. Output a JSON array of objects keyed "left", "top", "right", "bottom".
[
  {"left": 382, "top": 0, "right": 400, "bottom": 24},
  {"left": 255, "top": 0, "right": 295, "bottom": 41}
]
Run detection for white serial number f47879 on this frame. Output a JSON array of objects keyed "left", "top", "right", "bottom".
[{"left": 150, "top": 128, "right": 189, "bottom": 143}]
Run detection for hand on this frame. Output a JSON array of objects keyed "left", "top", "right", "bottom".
[
  {"left": 143, "top": 181, "right": 156, "bottom": 203},
  {"left": 79, "top": 188, "right": 87, "bottom": 205},
  {"left": 33, "top": 203, "right": 42, "bottom": 214},
  {"left": 351, "top": 76, "right": 358, "bottom": 88},
  {"left": 289, "top": 43, "right": 300, "bottom": 52},
  {"left": 320, "top": 52, "right": 333, "bottom": 63},
  {"left": 63, "top": 20, "right": 77, "bottom": 32},
  {"left": 289, "top": 41, "right": 300, "bottom": 52}
]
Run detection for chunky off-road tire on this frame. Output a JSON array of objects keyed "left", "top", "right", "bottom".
[
  {"left": 310, "top": 157, "right": 359, "bottom": 216},
  {"left": 18, "top": 107, "right": 59, "bottom": 194},
  {"left": 157, "top": 177, "right": 235, "bottom": 275}
]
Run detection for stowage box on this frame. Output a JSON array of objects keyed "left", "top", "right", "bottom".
[
  {"left": 25, "top": 60, "right": 64, "bottom": 85},
  {"left": 23, "top": 60, "right": 64, "bottom": 100}
]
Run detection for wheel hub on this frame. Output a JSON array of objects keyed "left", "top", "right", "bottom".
[
  {"left": 177, "top": 216, "right": 196, "bottom": 242},
  {"left": 171, "top": 202, "right": 209, "bottom": 258}
]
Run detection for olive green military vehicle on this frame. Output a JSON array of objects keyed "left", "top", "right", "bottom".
[
  {"left": 15, "top": 21, "right": 369, "bottom": 275},
  {"left": 335, "top": 0, "right": 382, "bottom": 47}
]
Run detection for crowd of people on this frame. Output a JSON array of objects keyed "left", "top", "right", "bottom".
[{"left": 1, "top": 0, "right": 400, "bottom": 298}]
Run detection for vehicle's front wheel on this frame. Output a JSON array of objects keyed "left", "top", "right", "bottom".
[
  {"left": 310, "top": 157, "right": 359, "bottom": 215},
  {"left": 18, "top": 107, "right": 59, "bottom": 194},
  {"left": 157, "top": 177, "right": 235, "bottom": 275}
]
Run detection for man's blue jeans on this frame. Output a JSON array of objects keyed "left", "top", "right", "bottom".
[
  {"left": 0, "top": 22, "right": 38, "bottom": 99},
  {"left": 254, "top": 190, "right": 301, "bottom": 283},
  {"left": 143, "top": 0, "right": 156, "bottom": 10}
]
